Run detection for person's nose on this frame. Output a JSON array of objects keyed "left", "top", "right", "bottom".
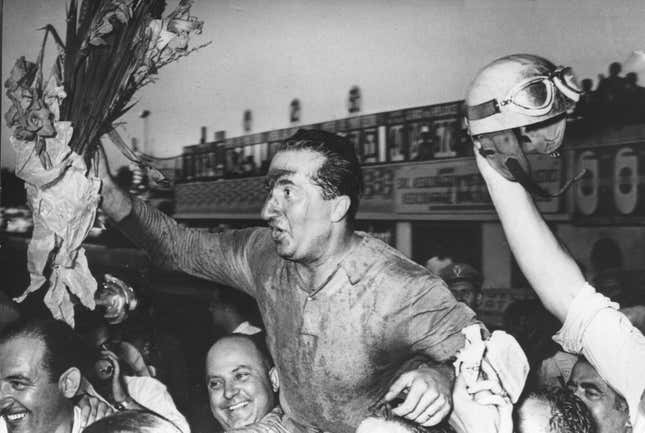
[
  {"left": 571, "top": 386, "right": 584, "bottom": 401},
  {"left": 0, "top": 383, "right": 13, "bottom": 409},
  {"left": 223, "top": 381, "right": 240, "bottom": 400},
  {"left": 0, "top": 380, "right": 11, "bottom": 398},
  {"left": 261, "top": 192, "right": 279, "bottom": 221}
]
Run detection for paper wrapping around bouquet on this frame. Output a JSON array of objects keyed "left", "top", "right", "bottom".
[{"left": 12, "top": 121, "right": 101, "bottom": 326}]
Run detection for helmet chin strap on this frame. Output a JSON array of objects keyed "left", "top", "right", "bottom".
[{"left": 504, "top": 157, "right": 587, "bottom": 198}]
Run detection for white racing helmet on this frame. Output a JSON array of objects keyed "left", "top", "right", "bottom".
[
  {"left": 465, "top": 54, "right": 584, "bottom": 196},
  {"left": 466, "top": 54, "right": 581, "bottom": 135}
]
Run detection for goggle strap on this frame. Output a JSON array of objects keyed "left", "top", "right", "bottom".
[
  {"left": 467, "top": 99, "right": 500, "bottom": 121},
  {"left": 505, "top": 158, "right": 588, "bottom": 197},
  {"left": 554, "top": 78, "right": 581, "bottom": 102}
]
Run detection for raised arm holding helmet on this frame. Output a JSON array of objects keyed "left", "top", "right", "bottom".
[
  {"left": 466, "top": 54, "right": 645, "bottom": 432},
  {"left": 98, "top": 130, "right": 480, "bottom": 433}
]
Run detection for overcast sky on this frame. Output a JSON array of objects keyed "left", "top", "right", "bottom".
[{"left": 2, "top": 0, "right": 645, "bottom": 168}]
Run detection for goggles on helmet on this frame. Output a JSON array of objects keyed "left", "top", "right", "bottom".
[{"left": 467, "top": 66, "right": 583, "bottom": 121}]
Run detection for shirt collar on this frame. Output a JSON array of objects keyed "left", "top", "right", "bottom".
[{"left": 340, "top": 232, "right": 384, "bottom": 284}]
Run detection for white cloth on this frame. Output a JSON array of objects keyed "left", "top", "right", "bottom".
[
  {"left": 124, "top": 375, "right": 190, "bottom": 433},
  {"left": 233, "top": 320, "right": 262, "bottom": 336},
  {"left": 0, "top": 406, "right": 83, "bottom": 433},
  {"left": 553, "top": 282, "right": 645, "bottom": 430}
]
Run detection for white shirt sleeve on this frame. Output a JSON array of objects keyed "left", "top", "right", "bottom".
[{"left": 553, "top": 282, "right": 645, "bottom": 426}]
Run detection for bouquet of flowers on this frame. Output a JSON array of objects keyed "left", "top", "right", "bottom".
[{"left": 4, "top": 0, "right": 207, "bottom": 326}]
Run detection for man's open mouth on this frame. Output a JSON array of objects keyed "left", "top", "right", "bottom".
[
  {"left": 3, "top": 411, "right": 28, "bottom": 423},
  {"left": 227, "top": 401, "right": 249, "bottom": 412},
  {"left": 270, "top": 225, "right": 286, "bottom": 241}
]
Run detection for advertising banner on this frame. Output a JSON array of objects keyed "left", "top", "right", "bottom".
[
  {"left": 574, "top": 144, "right": 645, "bottom": 217},
  {"left": 176, "top": 155, "right": 563, "bottom": 218},
  {"left": 394, "top": 155, "right": 561, "bottom": 214}
]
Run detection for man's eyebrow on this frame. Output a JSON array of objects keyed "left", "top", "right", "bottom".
[
  {"left": 6, "top": 373, "right": 32, "bottom": 383},
  {"left": 267, "top": 169, "right": 295, "bottom": 181},
  {"left": 265, "top": 169, "right": 296, "bottom": 188},
  {"left": 579, "top": 382, "right": 603, "bottom": 392},
  {"left": 232, "top": 365, "right": 252, "bottom": 373}
]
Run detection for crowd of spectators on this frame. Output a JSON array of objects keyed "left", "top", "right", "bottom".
[
  {"left": 180, "top": 61, "right": 645, "bottom": 185},
  {"left": 2, "top": 242, "right": 644, "bottom": 433},
  {"left": 572, "top": 61, "right": 645, "bottom": 127}
]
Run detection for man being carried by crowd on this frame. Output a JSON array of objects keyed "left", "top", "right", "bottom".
[
  {"left": 99, "top": 129, "right": 480, "bottom": 432},
  {"left": 0, "top": 318, "right": 113, "bottom": 433},
  {"left": 466, "top": 54, "right": 645, "bottom": 432},
  {"left": 205, "top": 334, "right": 285, "bottom": 432}
]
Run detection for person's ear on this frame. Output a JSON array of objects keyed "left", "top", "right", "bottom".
[
  {"left": 471, "top": 135, "right": 481, "bottom": 151},
  {"left": 59, "top": 367, "right": 82, "bottom": 398},
  {"left": 269, "top": 367, "right": 280, "bottom": 393},
  {"left": 330, "top": 195, "right": 351, "bottom": 223}
]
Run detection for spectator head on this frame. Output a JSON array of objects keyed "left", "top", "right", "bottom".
[
  {"left": 439, "top": 263, "right": 483, "bottom": 310},
  {"left": 425, "top": 255, "right": 453, "bottom": 276},
  {"left": 592, "top": 270, "right": 625, "bottom": 304},
  {"left": 609, "top": 62, "right": 622, "bottom": 77},
  {"left": 626, "top": 72, "right": 638, "bottom": 86},
  {"left": 581, "top": 78, "right": 594, "bottom": 92},
  {"left": 83, "top": 410, "right": 180, "bottom": 433},
  {"left": 205, "top": 334, "right": 278, "bottom": 429},
  {"left": 567, "top": 357, "right": 630, "bottom": 433},
  {"left": 503, "top": 300, "right": 562, "bottom": 368},
  {"left": 208, "top": 289, "right": 262, "bottom": 335},
  {"left": 515, "top": 387, "right": 596, "bottom": 433},
  {"left": 0, "top": 318, "right": 89, "bottom": 433}
]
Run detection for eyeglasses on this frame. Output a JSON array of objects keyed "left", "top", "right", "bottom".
[{"left": 468, "top": 66, "right": 583, "bottom": 120}]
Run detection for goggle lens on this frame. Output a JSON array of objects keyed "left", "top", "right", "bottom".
[
  {"left": 558, "top": 67, "right": 583, "bottom": 94},
  {"left": 511, "top": 80, "right": 551, "bottom": 110},
  {"left": 466, "top": 65, "right": 581, "bottom": 121}
]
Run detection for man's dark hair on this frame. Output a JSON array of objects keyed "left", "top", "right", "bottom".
[
  {"left": 519, "top": 387, "right": 596, "bottom": 433},
  {"left": 0, "top": 317, "right": 90, "bottom": 382},
  {"left": 83, "top": 410, "right": 180, "bottom": 433},
  {"left": 280, "top": 129, "right": 364, "bottom": 224}
]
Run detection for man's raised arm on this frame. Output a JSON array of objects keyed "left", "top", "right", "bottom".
[
  {"left": 96, "top": 148, "right": 260, "bottom": 294},
  {"left": 475, "top": 147, "right": 645, "bottom": 428},
  {"left": 474, "top": 149, "right": 583, "bottom": 323}
]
